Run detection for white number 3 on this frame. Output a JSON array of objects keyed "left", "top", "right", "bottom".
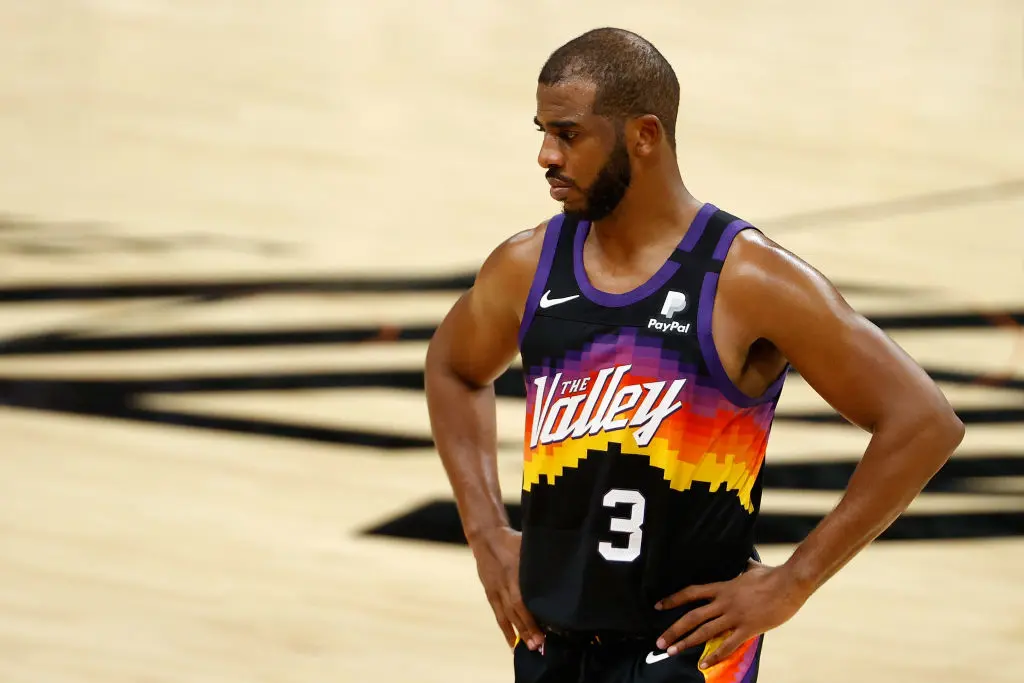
[{"left": 598, "top": 488, "right": 646, "bottom": 563}]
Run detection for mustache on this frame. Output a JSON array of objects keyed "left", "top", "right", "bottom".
[{"left": 545, "top": 168, "right": 575, "bottom": 185}]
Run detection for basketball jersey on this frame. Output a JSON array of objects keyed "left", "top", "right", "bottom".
[{"left": 516, "top": 203, "right": 788, "bottom": 636}]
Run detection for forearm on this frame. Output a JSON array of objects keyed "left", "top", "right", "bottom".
[
  {"left": 781, "top": 410, "right": 964, "bottom": 595},
  {"left": 425, "top": 356, "right": 509, "bottom": 543}
]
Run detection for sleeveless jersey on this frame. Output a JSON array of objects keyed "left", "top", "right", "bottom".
[{"left": 516, "top": 203, "right": 788, "bottom": 636}]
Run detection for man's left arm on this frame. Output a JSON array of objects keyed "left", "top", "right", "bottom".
[{"left": 655, "top": 232, "right": 965, "bottom": 667}]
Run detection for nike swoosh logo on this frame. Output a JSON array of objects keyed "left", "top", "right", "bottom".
[
  {"left": 539, "top": 290, "right": 579, "bottom": 308},
  {"left": 645, "top": 651, "right": 670, "bottom": 664}
]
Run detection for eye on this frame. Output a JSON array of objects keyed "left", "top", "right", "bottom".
[{"left": 559, "top": 131, "right": 578, "bottom": 142}]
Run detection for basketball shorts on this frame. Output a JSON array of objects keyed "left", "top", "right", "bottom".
[{"left": 513, "top": 629, "right": 762, "bottom": 683}]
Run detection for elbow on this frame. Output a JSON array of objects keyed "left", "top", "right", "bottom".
[
  {"left": 941, "top": 408, "right": 966, "bottom": 452},
  {"left": 883, "top": 393, "right": 965, "bottom": 466},
  {"left": 917, "top": 377, "right": 967, "bottom": 450},
  {"left": 424, "top": 332, "right": 453, "bottom": 391},
  {"left": 425, "top": 329, "right": 443, "bottom": 372},
  {"left": 425, "top": 315, "right": 455, "bottom": 373},
  {"left": 932, "top": 410, "right": 965, "bottom": 475},
  {"left": 424, "top": 326, "right": 478, "bottom": 392},
  {"left": 915, "top": 402, "right": 965, "bottom": 467},
  {"left": 930, "top": 384, "right": 966, "bottom": 451}
]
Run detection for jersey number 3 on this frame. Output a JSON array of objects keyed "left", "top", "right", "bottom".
[{"left": 598, "top": 488, "right": 646, "bottom": 563}]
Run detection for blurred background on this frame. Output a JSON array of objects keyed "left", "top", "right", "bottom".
[{"left": 0, "top": 1, "right": 1021, "bottom": 681}]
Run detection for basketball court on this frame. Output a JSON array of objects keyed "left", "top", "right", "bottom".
[{"left": 0, "top": 1, "right": 1021, "bottom": 681}]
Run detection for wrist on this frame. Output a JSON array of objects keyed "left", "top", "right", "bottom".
[
  {"left": 778, "top": 556, "right": 821, "bottom": 602},
  {"left": 465, "top": 522, "right": 513, "bottom": 547},
  {"left": 455, "top": 491, "right": 512, "bottom": 547}
]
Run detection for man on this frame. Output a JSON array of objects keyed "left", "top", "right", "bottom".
[{"left": 424, "top": 27, "right": 964, "bottom": 682}]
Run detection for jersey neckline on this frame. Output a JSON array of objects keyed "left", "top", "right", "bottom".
[{"left": 571, "top": 203, "right": 718, "bottom": 308}]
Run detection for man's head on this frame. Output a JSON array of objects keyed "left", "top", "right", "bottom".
[{"left": 534, "top": 28, "right": 680, "bottom": 222}]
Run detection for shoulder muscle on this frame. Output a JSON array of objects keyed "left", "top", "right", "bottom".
[
  {"left": 428, "top": 220, "right": 550, "bottom": 387},
  {"left": 721, "top": 229, "right": 950, "bottom": 431},
  {"left": 469, "top": 220, "right": 550, "bottom": 324}
]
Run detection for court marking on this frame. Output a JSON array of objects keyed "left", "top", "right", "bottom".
[
  {"left": 1, "top": 266, "right": 1020, "bottom": 547},
  {"left": 764, "top": 178, "right": 1024, "bottom": 232}
]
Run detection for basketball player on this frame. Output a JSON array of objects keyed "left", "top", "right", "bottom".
[{"left": 425, "top": 28, "right": 964, "bottom": 682}]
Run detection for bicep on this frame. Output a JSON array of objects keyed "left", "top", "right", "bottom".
[
  {"left": 427, "top": 222, "right": 545, "bottom": 388},
  {"left": 428, "top": 233, "right": 539, "bottom": 388},
  {"left": 435, "top": 284, "right": 522, "bottom": 388}
]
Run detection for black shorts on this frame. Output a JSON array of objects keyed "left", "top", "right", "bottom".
[{"left": 513, "top": 629, "right": 763, "bottom": 683}]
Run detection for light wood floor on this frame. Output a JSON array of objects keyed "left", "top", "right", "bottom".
[{"left": 1, "top": 1, "right": 1022, "bottom": 681}]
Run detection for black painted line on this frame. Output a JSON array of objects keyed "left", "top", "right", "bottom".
[
  {"left": 361, "top": 499, "right": 1024, "bottom": 546},
  {"left": 0, "top": 275, "right": 477, "bottom": 303},
  {"left": 779, "top": 407, "right": 1024, "bottom": 426},
  {"left": 0, "top": 376, "right": 435, "bottom": 449},
  {"left": 1, "top": 309, "right": 1019, "bottom": 357},
  {"left": 0, "top": 325, "right": 437, "bottom": 354},
  {"left": 762, "top": 452, "right": 1024, "bottom": 492},
  {"left": 0, "top": 363, "right": 1015, "bottom": 404},
  {"left": 0, "top": 275, "right": 923, "bottom": 305},
  {"left": 124, "top": 407, "right": 435, "bottom": 450},
  {"left": 869, "top": 310, "right": 1024, "bottom": 329},
  {"left": 767, "top": 178, "right": 1024, "bottom": 232}
]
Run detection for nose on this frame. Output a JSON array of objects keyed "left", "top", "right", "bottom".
[{"left": 537, "top": 133, "right": 564, "bottom": 170}]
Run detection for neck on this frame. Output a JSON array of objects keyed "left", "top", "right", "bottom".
[{"left": 587, "top": 164, "right": 701, "bottom": 258}]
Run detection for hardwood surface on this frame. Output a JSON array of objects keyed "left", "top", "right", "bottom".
[{"left": 0, "top": 1, "right": 1021, "bottom": 681}]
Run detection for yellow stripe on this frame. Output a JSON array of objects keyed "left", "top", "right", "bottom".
[{"left": 524, "top": 434, "right": 759, "bottom": 512}]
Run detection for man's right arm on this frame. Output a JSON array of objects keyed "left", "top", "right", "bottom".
[{"left": 424, "top": 222, "right": 548, "bottom": 650}]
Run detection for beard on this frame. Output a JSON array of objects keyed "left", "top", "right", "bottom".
[{"left": 563, "top": 133, "right": 632, "bottom": 223}]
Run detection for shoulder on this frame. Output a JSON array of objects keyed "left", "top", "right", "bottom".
[
  {"left": 470, "top": 218, "right": 555, "bottom": 319},
  {"left": 723, "top": 228, "right": 810, "bottom": 282},
  {"left": 722, "top": 228, "right": 844, "bottom": 305},
  {"left": 719, "top": 227, "right": 859, "bottom": 341},
  {"left": 478, "top": 219, "right": 551, "bottom": 281}
]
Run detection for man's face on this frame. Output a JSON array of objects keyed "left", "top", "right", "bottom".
[{"left": 535, "top": 80, "right": 632, "bottom": 222}]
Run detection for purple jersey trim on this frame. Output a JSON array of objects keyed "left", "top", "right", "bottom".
[
  {"left": 679, "top": 202, "right": 720, "bottom": 252},
  {"left": 738, "top": 634, "right": 764, "bottom": 683},
  {"left": 518, "top": 215, "right": 565, "bottom": 347},
  {"left": 572, "top": 203, "right": 718, "bottom": 308},
  {"left": 697, "top": 237, "right": 788, "bottom": 408},
  {"left": 714, "top": 218, "right": 753, "bottom": 260}
]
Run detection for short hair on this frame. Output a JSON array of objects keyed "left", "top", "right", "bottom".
[{"left": 538, "top": 28, "right": 680, "bottom": 148}]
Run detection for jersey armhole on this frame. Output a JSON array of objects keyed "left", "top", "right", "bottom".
[
  {"left": 517, "top": 214, "right": 565, "bottom": 348},
  {"left": 695, "top": 222, "right": 789, "bottom": 408}
]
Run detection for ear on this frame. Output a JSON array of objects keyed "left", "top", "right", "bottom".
[{"left": 630, "top": 114, "right": 663, "bottom": 156}]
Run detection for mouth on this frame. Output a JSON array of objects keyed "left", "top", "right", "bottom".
[{"left": 547, "top": 178, "right": 573, "bottom": 201}]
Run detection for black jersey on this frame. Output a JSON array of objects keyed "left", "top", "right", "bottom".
[{"left": 515, "top": 203, "right": 788, "bottom": 637}]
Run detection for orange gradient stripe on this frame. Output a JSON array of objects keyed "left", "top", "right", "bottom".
[
  {"left": 523, "top": 404, "right": 770, "bottom": 513},
  {"left": 700, "top": 633, "right": 760, "bottom": 682}
]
